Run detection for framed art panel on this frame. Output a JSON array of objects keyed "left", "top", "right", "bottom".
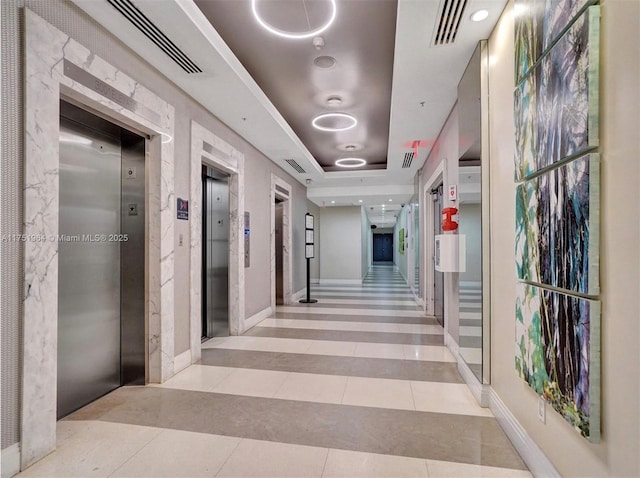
[
  {"left": 516, "top": 153, "right": 600, "bottom": 295},
  {"left": 515, "top": 282, "right": 600, "bottom": 442}
]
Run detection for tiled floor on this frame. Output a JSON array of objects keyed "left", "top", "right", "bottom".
[{"left": 19, "top": 263, "right": 531, "bottom": 477}]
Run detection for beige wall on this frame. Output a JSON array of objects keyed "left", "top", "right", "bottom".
[
  {"left": 458, "top": 203, "right": 482, "bottom": 283},
  {"left": 319, "top": 207, "right": 362, "bottom": 282},
  {"left": 488, "top": 1, "right": 640, "bottom": 476}
]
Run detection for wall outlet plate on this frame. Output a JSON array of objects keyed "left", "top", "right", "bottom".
[{"left": 537, "top": 396, "right": 546, "bottom": 423}]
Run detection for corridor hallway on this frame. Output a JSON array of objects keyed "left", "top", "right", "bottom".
[{"left": 19, "top": 264, "right": 530, "bottom": 477}]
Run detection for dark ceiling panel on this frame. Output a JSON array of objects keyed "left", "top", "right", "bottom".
[{"left": 194, "top": 0, "right": 397, "bottom": 172}]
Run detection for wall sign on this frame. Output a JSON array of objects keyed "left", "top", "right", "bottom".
[{"left": 177, "top": 198, "right": 189, "bottom": 220}]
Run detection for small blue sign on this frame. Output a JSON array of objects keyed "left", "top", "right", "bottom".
[{"left": 177, "top": 198, "right": 189, "bottom": 220}]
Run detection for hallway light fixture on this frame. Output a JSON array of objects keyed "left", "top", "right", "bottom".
[
  {"left": 312, "top": 113, "right": 357, "bottom": 132},
  {"left": 470, "top": 9, "right": 489, "bottom": 22},
  {"left": 335, "top": 158, "right": 367, "bottom": 168},
  {"left": 251, "top": 0, "right": 337, "bottom": 39}
]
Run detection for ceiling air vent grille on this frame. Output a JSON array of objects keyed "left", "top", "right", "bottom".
[
  {"left": 106, "top": 0, "right": 202, "bottom": 74},
  {"left": 402, "top": 152, "right": 414, "bottom": 168},
  {"left": 433, "top": 0, "right": 468, "bottom": 46},
  {"left": 285, "top": 159, "right": 306, "bottom": 174}
]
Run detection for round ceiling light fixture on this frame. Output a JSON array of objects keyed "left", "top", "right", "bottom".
[
  {"left": 251, "top": 0, "right": 337, "bottom": 39},
  {"left": 326, "top": 95, "right": 342, "bottom": 105},
  {"left": 335, "top": 158, "right": 367, "bottom": 168},
  {"left": 315, "top": 56, "right": 337, "bottom": 69},
  {"left": 312, "top": 112, "right": 357, "bottom": 132},
  {"left": 470, "top": 9, "right": 489, "bottom": 22}
]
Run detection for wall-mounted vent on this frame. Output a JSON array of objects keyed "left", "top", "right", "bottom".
[
  {"left": 402, "top": 152, "right": 414, "bottom": 168},
  {"left": 285, "top": 159, "right": 306, "bottom": 174},
  {"left": 433, "top": 0, "right": 468, "bottom": 46},
  {"left": 106, "top": 0, "right": 203, "bottom": 74}
]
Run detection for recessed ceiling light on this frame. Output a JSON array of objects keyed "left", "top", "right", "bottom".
[
  {"left": 315, "top": 56, "right": 337, "bottom": 69},
  {"left": 388, "top": 199, "right": 393, "bottom": 202},
  {"left": 331, "top": 200, "right": 335, "bottom": 204},
  {"left": 335, "top": 158, "right": 367, "bottom": 168},
  {"left": 251, "top": 0, "right": 337, "bottom": 39},
  {"left": 312, "top": 113, "right": 357, "bottom": 132},
  {"left": 358, "top": 199, "right": 363, "bottom": 203},
  {"left": 326, "top": 96, "right": 342, "bottom": 106},
  {"left": 470, "top": 9, "right": 489, "bottom": 22}
]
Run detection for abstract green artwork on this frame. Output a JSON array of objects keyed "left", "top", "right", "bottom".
[
  {"left": 399, "top": 228, "right": 405, "bottom": 254},
  {"left": 513, "top": 4, "right": 601, "bottom": 442},
  {"left": 514, "top": 6, "right": 600, "bottom": 180},
  {"left": 516, "top": 283, "right": 600, "bottom": 441},
  {"left": 516, "top": 154, "right": 600, "bottom": 295}
]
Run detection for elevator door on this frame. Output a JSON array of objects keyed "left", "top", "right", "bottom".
[
  {"left": 202, "top": 166, "right": 230, "bottom": 339},
  {"left": 58, "top": 101, "right": 145, "bottom": 419},
  {"left": 433, "top": 184, "right": 445, "bottom": 327},
  {"left": 275, "top": 201, "right": 284, "bottom": 305}
]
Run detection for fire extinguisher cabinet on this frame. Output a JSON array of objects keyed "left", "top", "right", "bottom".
[{"left": 434, "top": 234, "right": 466, "bottom": 272}]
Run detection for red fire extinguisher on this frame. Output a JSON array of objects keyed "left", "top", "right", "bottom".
[{"left": 442, "top": 207, "right": 459, "bottom": 232}]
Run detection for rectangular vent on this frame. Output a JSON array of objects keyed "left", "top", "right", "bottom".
[
  {"left": 402, "top": 152, "right": 414, "bottom": 168},
  {"left": 285, "top": 159, "right": 306, "bottom": 174},
  {"left": 106, "top": 0, "right": 202, "bottom": 74},
  {"left": 275, "top": 185, "right": 289, "bottom": 197},
  {"left": 433, "top": 0, "right": 468, "bottom": 46}
]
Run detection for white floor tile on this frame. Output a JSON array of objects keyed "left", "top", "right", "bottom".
[
  {"left": 216, "top": 439, "right": 328, "bottom": 477},
  {"left": 323, "top": 449, "right": 428, "bottom": 478},
  {"left": 342, "top": 377, "right": 415, "bottom": 410},
  {"left": 18, "top": 421, "right": 161, "bottom": 478},
  {"left": 425, "top": 460, "right": 533, "bottom": 477},
  {"left": 316, "top": 298, "right": 418, "bottom": 306},
  {"left": 459, "top": 326, "right": 482, "bottom": 337},
  {"left": 259, "top": 318, "right": 442, "bottom": 335},
  {"left": 276, "top": 306, "right": 425, "bottom": 317},
  {"left": 274, "top": 372, "right": 348, "bottom": 404},
  {"left": 403, "top": 345, "right": 457, "bottom": 363},
  {"left": 410, "top": 382, "right": 493, "bottom": 417},
  {"left": 110, "top": 429, "right": 240, "bottom": 477},
  {"left": 211, "top": 368, "right": 290, "bottom": 398}
]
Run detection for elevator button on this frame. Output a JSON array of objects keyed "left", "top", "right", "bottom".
[
  {"left": 128, "top": 204, "right": 138, "bottom": 216},
  {"left": 125, "top": 167, "right": 137, "bottom": 179}
]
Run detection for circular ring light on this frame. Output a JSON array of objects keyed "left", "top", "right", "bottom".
[
  {"left": 312, "top": 113, "right": 357, "bottom": 132},
  {"left": 251, "top": 0, "right": 337, "bottom": 39},
  {"left": 335, "top": 158, "right": 367, "bottom": 168}
]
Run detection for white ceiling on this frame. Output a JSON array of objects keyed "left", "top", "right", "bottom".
[{"left": 71, "top": 0, "right": 505, "bottom": 226}]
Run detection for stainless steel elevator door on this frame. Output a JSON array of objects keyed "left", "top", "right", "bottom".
[
  {"left": 58, "top": 114, "right": 122, "bottom": 418},
  {"left": 202, "top": 167, "right": 230, "bottom": 338}
]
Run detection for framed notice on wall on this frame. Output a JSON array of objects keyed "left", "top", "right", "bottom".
[
  {"left": 305, "top": 214, "right": 314, "bottom": 229},
  {"left": 305, "top": 229, "right": 314, "bottom": 244},
  {"left": 305, "top": 244, "right": 314, "bottom": 259}
]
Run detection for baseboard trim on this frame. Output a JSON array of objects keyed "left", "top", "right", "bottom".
[
  {"left": 292, "top": 288, "right": 307, "bottom": 301},
  {"left": 489, "top": 389, "right": 560, "bottom": 478},
  {"left": 243, "top": 306, "right": 273, "bottom": 333},
  {"left": 457, "top": 357, "right": 490, "bottom": 407},
  {"left": 319, "top": 279, "right": 362, "bottom": 285},
  {"left": 173, "top": 349, "right": 192, "bottom": 374},
  {"left": 444, "top": 332, "right": 459, "bottom": 360},
  {"left": 1, "top": 443, "right": 20, "bottom": 478}
]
